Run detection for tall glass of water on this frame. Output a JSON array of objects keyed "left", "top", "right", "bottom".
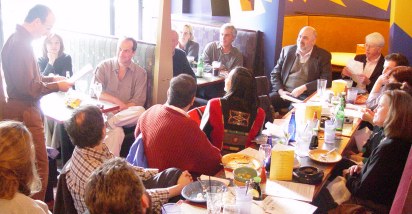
[
  {"left": 259, "top": 144, "right": 272, "bottom": 166},
  {"left": 93, "top": 82, "right": 102, "bottom": 102}
]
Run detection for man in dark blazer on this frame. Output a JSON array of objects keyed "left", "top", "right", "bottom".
[
  {"left": 342, "top": 32, "right": 385, "bottom": 93},
  {"left": 269, "top": 26, "right": 332, "bottom": 111}
]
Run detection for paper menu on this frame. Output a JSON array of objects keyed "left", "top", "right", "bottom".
[
  {"left": 346, "top": 59, "right": 364, "bottom": 75},
  {"left": 260, "top": 195, "right": 317, "bottom": 213},
  {"left": 67, "top": 64, "right": 93, "bottom": 83},
  {"left": 269, "top": 144, "right": 294, "bottom": 181},
  {"left": 265, "top": 180, "right": 315, "bottom": 202}
]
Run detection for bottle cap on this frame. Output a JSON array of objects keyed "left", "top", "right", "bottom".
[{"left": 253, "top": 176, "right": 261, "bottom": 183}]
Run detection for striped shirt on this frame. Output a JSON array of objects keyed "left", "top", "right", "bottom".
[{"left": 66, "top": 144, "right": 169, "bottom": 213}]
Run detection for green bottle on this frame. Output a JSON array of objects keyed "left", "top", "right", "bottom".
[
  {"left": 197, "top": 55, "right": 204, "bottom": 77},
  {"left": 335, "top": 97, "right": 345, "bottom": 131}
]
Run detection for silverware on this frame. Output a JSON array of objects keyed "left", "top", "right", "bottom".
[{"left": 320, "top": 148, "right": 337, "bottom": 160}]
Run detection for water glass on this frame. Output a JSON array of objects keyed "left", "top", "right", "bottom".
[
  {"left": 317, "top": 79, "right": 327, "bottom": 99},
  {"left": 324, "top": 120, "right": 336, "bottom": 143},
  {"left": 161, "top": 203, "right": 182, "bottom": 213},
  {"left": 346, "top": 88, "right": 358, "bottom": 104},
  {"left": 223, "top": 204, "right": 240, "bottom": 214},
  {"left": 206, "top": 192, "right": 223, "bottom": 214},
  {"left": 296, "top": 129, "right": 311, "bottom": 157},
  {"left": 234, "top": 186, "right": 252, "bottom": 214},
  {"left": 259, "top": 144, "right": 272, "bottom": 165}
]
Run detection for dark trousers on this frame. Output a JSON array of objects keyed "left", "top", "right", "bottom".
[{"left": 143, "top": 168, "right": 183, "bottom": 203}]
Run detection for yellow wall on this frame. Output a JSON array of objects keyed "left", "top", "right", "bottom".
[{"left": 282, "top": 15, "right": 390, "bottom": 55}]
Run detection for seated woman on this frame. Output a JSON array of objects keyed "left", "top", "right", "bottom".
[
  {"left": 177, "top": 24, "right": 199, "bottom": 61},
  {"left": 332, "top": 90, "right": 412, "bottom": 212},
  {"left": 200, "top": 67, "right": 265, "bottom": 154},
  {"left": 0, "top": 121, "right": 50, "bottom": 213},
  {"left": 366, "top": 65, "right": 412, "bottom": 110},
  {"left": 38, "top": 33, "right": 72, "bottom": 77}
]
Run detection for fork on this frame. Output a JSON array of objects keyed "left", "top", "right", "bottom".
[{"left": 320, "top": 148, "right": 337, "bottom": 159}]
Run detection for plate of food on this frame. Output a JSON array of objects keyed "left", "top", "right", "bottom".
[
  {"left": 308, "top": 149, "right": 342, "bottom": 163},
  {"left": 181, "top": 180, "right": 227, "bottom": 203},
  {"left": 221, "top": 153, "right": 261, "bottom": 170}
]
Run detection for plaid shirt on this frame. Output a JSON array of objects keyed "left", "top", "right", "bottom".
[{"left": 66, "top": 144, "right": 169, "bottom": 213}]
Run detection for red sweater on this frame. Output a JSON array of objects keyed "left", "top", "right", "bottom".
[
  {"left": 201, "top": 98, "right": 265, "bottom": 152},
  {"left": 135, "top": 105, "right": 222, "bottom": 176}
]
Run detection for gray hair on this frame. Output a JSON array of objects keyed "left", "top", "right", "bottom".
[
  {"left": 220, "top": 23, "right": 237, "bottom": 39},
  {"left": 366, "top": 32, "right": 385, "bottom": 47}
]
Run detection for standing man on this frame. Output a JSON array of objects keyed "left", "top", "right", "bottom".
[
  {"left": 1, "top": 4, "right": 73, "bottom": 200},
  {"left": 342, "top": 32, "right": 385, "bottom": 93},
  {"left": 203, "top": 23, "right": 243, "bottom": 72},
  {"left": 270, "top": 26, "right": 331, "bottom": 111},
  {"left": 93, "top": 37, "right": 147, "bottom": 156}
]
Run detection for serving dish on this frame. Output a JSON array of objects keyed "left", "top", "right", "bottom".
[
  {"left": 181, "top": 180, "right": 226, "bottom": 203},
  {"left": 221, "top": 153, "right": 261, "bottom": 170}
]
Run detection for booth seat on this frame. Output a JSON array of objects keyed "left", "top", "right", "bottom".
[
  {"left": 60, "top": 30, "right": 156, "bottom": 107},
  {"left": 172, "top": 21, "right": 264, "bottom": 76}
]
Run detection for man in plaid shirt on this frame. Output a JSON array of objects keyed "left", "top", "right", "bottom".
[{"left": 64, "top": 105, "right": 192, "bottom": 213}]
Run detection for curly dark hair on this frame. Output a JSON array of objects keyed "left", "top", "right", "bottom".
[
  {"left": 64, "top": 105, "right": 105, "bottom": 148},
  {"left": 167, "top": 74, "right": 197, "bottom": 108}
]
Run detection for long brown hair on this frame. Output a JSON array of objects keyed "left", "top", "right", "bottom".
[
  {"left": 42, "top": 33, "right": 65, "bottom": 58},
  {"left": 0, "top": 121, "right": 41, "bottom": 199},
  {"left": 382, "top": 90, "right": 412, "bottom": 140}
]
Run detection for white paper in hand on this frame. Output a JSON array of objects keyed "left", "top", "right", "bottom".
[
  {"left": 68, "top": 64, "right": 93, "bottom": 83},
  {"left": 346, "top": 59, "right": 363, "bottom": 75}
]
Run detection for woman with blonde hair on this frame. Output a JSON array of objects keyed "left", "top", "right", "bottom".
[
  {"left": 177, "top": 24, "right": 200, "bottom": 61},
  {"left": 343, "top": 90, "right": 412, "bottom": 211},
  {"left": 0, "top": 121, "right": 50, "bottom": 213}
]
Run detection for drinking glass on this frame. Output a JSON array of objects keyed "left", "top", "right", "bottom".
[
  {"left": 317, "top": 79, "right": 327, "bottom": 100},
  {"left": 259, "top": 144, "right": 272, "bottom": 166},
  {"left": 93, "top": 82, "right": 102, "bottom": 102}
]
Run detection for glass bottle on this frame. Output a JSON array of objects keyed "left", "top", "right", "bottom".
[
  {"left": 335, "top": 97, "right": 345, "bottom": 131},
  {"left": 288, "top": 112, "right": 296, "bottom": 142},
  {"left": 197, "top": 55, "right": 204, "bottom": 77}
]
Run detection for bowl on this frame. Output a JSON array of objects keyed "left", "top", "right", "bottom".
[
  {"left": 233, "top": 166, "right": 258, "bottom": 186},
  {"left": 181, "top": 180, "right": 226, "bottom": 203}
]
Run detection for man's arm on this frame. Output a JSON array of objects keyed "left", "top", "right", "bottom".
[
  {"left": 270, "top": 47, "right": 287, "bottom": 93},
  {"left": 128, "top": 67, "right": 147, "bottom": 107},
  {"left": 202, "top": 42, "right": 216, "bottom": 65}
]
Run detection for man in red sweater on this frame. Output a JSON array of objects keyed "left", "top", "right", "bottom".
[{"left": 135, "top": 74, "right": 222, "bottom": 177}]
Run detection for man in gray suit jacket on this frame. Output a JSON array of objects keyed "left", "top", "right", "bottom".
[{"left": 270, "top": 26, "right": 332, "bottom": 111}]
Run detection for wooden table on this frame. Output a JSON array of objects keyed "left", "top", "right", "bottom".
[{"left": 196, "top": 72, "right": 225, "bottom": 88}]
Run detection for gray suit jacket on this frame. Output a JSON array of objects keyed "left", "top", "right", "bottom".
[{"left": 270, "top": 45, "right": 332, "bottom": 95}]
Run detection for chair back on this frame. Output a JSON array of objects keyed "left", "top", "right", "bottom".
[
  {"left": 255, "top": 76, "right": 274, "bottom": 122},
  {"left": 53, "top": 162, "right": 77, "bottom": 214},
  {"left": 390, "top": 147, "right": 412, "bottom": 214},
  {"left": 255, "top": 76, "right": 270, "bottom": 96}
]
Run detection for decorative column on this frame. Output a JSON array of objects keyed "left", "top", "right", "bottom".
[{"left": 152, "top": 0, "right": 173, "bottom": 105}]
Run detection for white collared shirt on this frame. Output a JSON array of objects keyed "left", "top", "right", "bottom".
[{"left": 296, "top": 48, "right": 313, "bottom": 63}]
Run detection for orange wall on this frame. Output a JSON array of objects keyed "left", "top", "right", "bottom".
[{"left": 282, "top": 15, "right": 390, "bottom": 55}]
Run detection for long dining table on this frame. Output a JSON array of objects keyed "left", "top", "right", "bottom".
[{"left": 178, "top": 90, "right": 365, "bottom": 213}]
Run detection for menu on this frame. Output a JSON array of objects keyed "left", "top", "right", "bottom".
[{"left": 269, "top": 144, "right": 294, "bottom": 181}]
